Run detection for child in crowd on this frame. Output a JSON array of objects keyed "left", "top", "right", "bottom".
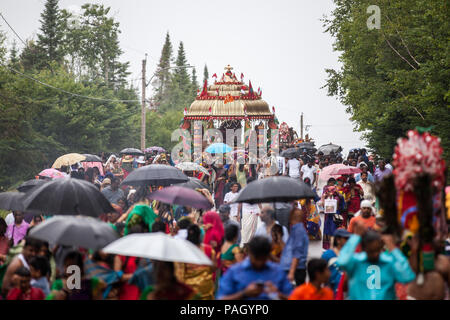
[
  {"left": 29, "top": 256, "right": 51, "bottom": 296},
  {"left": 289, "top": 258, "right": 333, "bottom": 300},
  {"left": 7, "top": 267, "right": 45, "bottom": 300}
]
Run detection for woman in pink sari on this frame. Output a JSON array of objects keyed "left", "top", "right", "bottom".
[{"left": 202, "top": 211, "right": 224, "bottom": 282}]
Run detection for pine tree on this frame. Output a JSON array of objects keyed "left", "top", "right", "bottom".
[
  {"left": 37, "top": 0, "right": 64, "bottom": 65},
  {"left": 19, "top": 40, "right": 48, "bottom": 71},
  {"left": 154, "top": 32, "right": 173, "bottom": 103},
  {"left": 9, "top": 40, "right": 19, "bottom": 66},
  {"left": 191, "top": 67, "right": 199, "bottom": 98},
  {"left": 173, "top": 41, "right": 191, "bottom": 95},
  {"left": 203, "top": 64, "right": 209, "bottom": 84}
]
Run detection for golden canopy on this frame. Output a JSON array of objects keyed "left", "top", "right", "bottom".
[{"left": 184, "top": 65, "right": 273, "bottom": 119}]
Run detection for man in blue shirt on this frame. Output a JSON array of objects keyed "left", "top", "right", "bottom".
[
  {"left": 337, "top": 223, "right": 416, "bottom": 300},
  {"left": 217, "top": 236, "right": 293, "bottom": 300},
  {"left": 280, "top": 208, "right": 309, "bottom": 286}
]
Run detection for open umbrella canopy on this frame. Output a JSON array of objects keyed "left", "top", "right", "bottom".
[
  {"left": 102, "top": 232, "right": 212, "bottom": 265},
  {"left": 17, "top": 179, "right": 49, "bottom": 193},
  {"left": 296, "top": 142, "right": 315, "bottom": 149},
  {"left": 120, "top": 148, "right": 144, "bottom": 156},
  {"left": 28, "top": 216, "right": 119, "bottom": 250},
  {"left": 175, "top": 177, "right": 211, "bottom": 192},
  {"left": 121, "top": 164, "right": 189, "bottom": 187},
  {"left": 280, "top": 147, "right": 300, "bottom": 159},
  {"left": 0, "top": 191, "right": 26, "bottom": 211},
  {"left": 175, "top": 162, "right": 210, "bottom": 176},
  {"left": 38, "top": 168, "right": 67, "bottom": 179},
  {"left": 82, "top": 154, "right": 102, "bottom": 162},
  {"left": 317, "top": 143, "right": 342, "bottom": 155},
  {"left": 205, "top": 143, "right": 232, "bottom": 154},
  {"left": 148, "top": 186, "right": 213, "bottom": 210},
  {"left": 318, "top": 164, "right": 361, "bottom": 182},
  {"left": 144, "top": 146, "right": 165, "bottom": 154},
  {"left": 234, "top": 176, "right": 316, "bottom": 204},
  {"left": 52, "top": 153, "right": 86, "bottom": 168},
  {"left": 22, "top": 178, "right": 114, "bottom": 217}
]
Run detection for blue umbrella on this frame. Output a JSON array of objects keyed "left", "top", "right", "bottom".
[{"left": 205, "top": 143, "right": 232, "bottom": 154}]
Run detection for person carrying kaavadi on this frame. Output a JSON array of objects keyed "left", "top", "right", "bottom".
[
  {"left": 387, "top": 128, "right": 449, "bottom": 300},
  {"left": 123, "top": 204, "right": 158, "bottom": 235}
]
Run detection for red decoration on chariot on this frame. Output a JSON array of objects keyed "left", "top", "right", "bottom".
[
  {"left": 212, "top": 73, "right": 217, "bottom": 78},
  {"left": 248, "top": 81, "right": 256, "bottom": 98},
  {"left": 199, "top": 79, "right": 208, "bottom": 98}
]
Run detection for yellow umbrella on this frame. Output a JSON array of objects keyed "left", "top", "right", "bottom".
[{"left": 52, "top": 153, "right": 86, "bottom": 168}]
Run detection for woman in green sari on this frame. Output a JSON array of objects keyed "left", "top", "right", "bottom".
[
  {"left": 220, "top": 224, "right": 242, "bottom": 274},
  {"left": 123, "top": 204, "right": 158, "bottom": 235}
]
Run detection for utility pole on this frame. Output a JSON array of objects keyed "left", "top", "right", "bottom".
[
  {"left": 300, "top": 112, "right": 304, "bottom": 140},
  {"left": 141, "top": 55, "right": 147, "bottom": 151}
]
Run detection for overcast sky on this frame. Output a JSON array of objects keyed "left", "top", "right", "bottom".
[{"left": 1, "top": 0, "right": 367, "bottom": 155}]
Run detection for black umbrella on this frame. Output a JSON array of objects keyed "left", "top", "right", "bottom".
[
  {"left": 82, "top": 154, "right": 102, "bottom": 162},
  {"left": 234, "top": 176, "right": 316, "bottom": 204},
  {"left": 0, "top": 192, "right": 26, "bottom": 211},
  {"left": 17, "top": 179, "right": 49, "bottom": 193},
  {"left": 296, "top": 142, "right": 315, "bottom": 148},
  {"left": 22, "top": 178, "right": 114, "bottom": 217},
  {"left": 119, "top": 148, "right": 144, "bottom": 156},
  {"left": 280, "top": 147, "right": 300, "bottom": 159},
  {"left": 175, "top": 177, "right": 211, "bottom": 192},
  {"left": 28, "top": 216, "right": 119, "bottom": 250},
  {"left": 121, "top": 164, "right": 189, "bottom": 187}
]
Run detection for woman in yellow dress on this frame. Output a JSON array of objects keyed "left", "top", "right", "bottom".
[{"left": 175, "top": 224, "right": 217, "bottom": 300}]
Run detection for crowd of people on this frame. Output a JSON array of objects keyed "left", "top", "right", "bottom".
[{"left": 0, "top": 142, "right": 449, "bottom": 301}]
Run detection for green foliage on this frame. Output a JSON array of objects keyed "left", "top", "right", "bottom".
[
  {"left": 145, "top": 109, "right": 183, "bottom": 151},
  {"left": 0, "top": 4, "right": 139, "bottom": 190},
  {"left": 37, "top": 0, "right": 65, "bottom": 66},
  {"left": 147, "top": 36, "right": 198, "bottom": 149},
  {"left": 323, "top": 0, "right": 449, "bottom": 162},
  {"left": 62, "top": 4, "right": 130, "bottom": 88},
  {"left": 153, "top": 32, "right": 174, "bottom": 104}
]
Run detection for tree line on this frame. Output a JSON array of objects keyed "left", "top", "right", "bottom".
[{"left": 323, "top": 0, "right": 449, "bottom": 164}]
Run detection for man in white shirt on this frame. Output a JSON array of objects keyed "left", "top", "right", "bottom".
[
  {"left": 255, "top": 204, "right": 289, "bottom": 243},
  {"left": 223, "top": 182, "right": 240, "bottom": 222},
  {"left": 276, "top": 155, "right": 286, "bottom": 175},
  {"left": 300, "top": 160, "right": 317, "bottom": 185},
  {"left": 357, "top": 171, "right": 375, "bottom": 201},
  {"left": 286, "top": 157, "right": 301, "bottom": 179}
]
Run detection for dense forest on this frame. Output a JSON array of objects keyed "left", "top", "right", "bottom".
[{"left": 323, "top": 0, "right": 449, "bottom": 162}]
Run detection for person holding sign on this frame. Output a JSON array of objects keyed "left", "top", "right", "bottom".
[{"left": 321, "top": 179, "right": 345, "bottom": 250}]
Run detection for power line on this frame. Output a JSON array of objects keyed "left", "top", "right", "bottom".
[
  {"left": 0, "top": 12, "right": 27, "bottom": 46},
  {"left": 4, "top": 65, "right": 141, "bottom": 103}
]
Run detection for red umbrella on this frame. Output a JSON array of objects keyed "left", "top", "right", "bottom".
[{"left": 147, "top": 186, "right": 213, "bottom": 210}]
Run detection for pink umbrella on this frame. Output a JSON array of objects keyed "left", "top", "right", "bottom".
[
  {"left": 318, "top": 164, "right": 361, "bottom": 183},
  {"left": 38, "top": 168, "right": 67, "bottom": 179}
]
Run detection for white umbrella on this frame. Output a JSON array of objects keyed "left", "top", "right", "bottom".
[
  {"left": 102, "top": 232, "right": 212, "bottom": 266},
  {"left": 175, "top": 162, "right": 210, "bottom": 176}
]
